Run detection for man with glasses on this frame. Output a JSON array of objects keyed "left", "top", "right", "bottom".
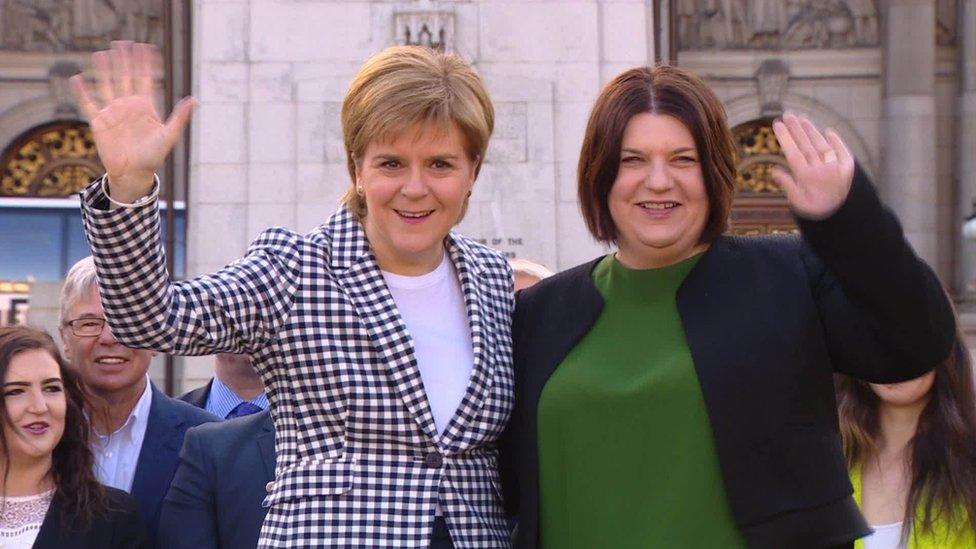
[{"left": 58, "top": 256, "right": 217, "bottom": 543}]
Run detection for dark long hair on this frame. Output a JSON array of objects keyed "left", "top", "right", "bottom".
[
  {"left": 0, "top": 326, "right": 106, "bottom": 526},
  {"left": 836, "top": 331, "right": 976, "bottom": 541}
]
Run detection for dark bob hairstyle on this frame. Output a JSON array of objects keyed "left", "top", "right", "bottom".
[{"left": 577, "top": 65, "right": 737, "bottom": 244}]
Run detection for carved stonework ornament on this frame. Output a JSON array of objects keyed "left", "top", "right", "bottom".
[
  {"left": 0, "top": 0, "right": 163, "bottom": 52},
  {"left": 678, "top": 0, "right": 879, "bottom": 51},
  {"left": 395, "top": 10, "right": 455, "bottom": 52},
  {"left": 0, "top": 121, "right": 103, "bottom": 198},
  {"left": 755, "top": 59, "right": 790, "bottom": 116}
]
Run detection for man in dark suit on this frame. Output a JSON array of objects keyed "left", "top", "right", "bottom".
[
  {"left": 158, "top": 409, "right": 276, "bottom": 548},
  {"left": 180, "top": 353, "right": 267, "bottom": 419},
  {"left": 59, "top": 257, "right": 218, "bottom": 543}
]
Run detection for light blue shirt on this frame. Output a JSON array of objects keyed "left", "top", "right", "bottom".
[{"left": 204, "top": 375, "right": 268, "bottom": 419}]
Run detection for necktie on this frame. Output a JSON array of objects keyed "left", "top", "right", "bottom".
[{"left": 226, "top": 401, "right": 262, "bottom": 419}]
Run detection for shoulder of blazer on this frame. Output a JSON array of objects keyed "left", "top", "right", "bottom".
[
  {"left": 515, "top": 257, "right": 603, "bottom": 324},
  {"left": 150, "top": 383, "right": 220, "bottom": 431},
  {"left": 177, "top": 380, "right": 211, "bottom": 409},
  {"left": 185, "top": 408, "right": 273, "bottom": 452},
  {"left": 35, "top": 487, "right": 146, "bottom": 545}
]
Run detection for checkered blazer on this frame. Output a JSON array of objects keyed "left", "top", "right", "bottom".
[{"left": 80, "top": 180, "right": 515, "bottom": 548}]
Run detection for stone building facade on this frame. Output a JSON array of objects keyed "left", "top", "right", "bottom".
[{"left": 2, "top": 0, "right": 974, "bottom": 392}]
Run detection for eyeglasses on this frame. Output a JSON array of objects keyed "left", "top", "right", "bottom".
[{"left": 64, "top": 317, "right": 107, "bottom": 337}]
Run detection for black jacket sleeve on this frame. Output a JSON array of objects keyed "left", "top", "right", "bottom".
[{"left": 797, "top": 163, "right": 955, "bottom": 383}]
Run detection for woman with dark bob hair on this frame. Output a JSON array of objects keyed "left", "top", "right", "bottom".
[
  {"left": 502, "top": 65, "right": 955, "bottom": 548},
  {"left": 0, "top": 326, "right": 147, "bottom": 547},
  {"left": 837, "top": 330, "right": 976, "bottom": 548}
]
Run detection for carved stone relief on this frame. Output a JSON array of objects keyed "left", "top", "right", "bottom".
[
  {"left": 394, "top": 9, "right": 455, "bottom": 52},
  {"left": 0, "top": 0, "right": 163, "bottom": 52},
  {"left": 678, "top": 0, "right": 879, "bottom": 50},
  {"left": 936, "top": 0, "right": 957, "bottom": 46}
]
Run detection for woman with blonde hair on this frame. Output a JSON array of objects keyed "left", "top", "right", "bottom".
[{"left": 70, "top": 41, "right": 513, "bottom": 548}]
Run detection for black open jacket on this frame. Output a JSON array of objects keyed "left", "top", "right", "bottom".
[{"left": 500, "top": 165, "right": 956, "bottom": 549}]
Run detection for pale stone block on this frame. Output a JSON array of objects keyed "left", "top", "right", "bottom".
[
  {"left": 248, "top": 102, "right": 296, "bottom": 163},
  {"left": 297, "top": 76, "right": 353, "bottom": 103},
  {"left": 554, "top": 101, "right": 592, "bottom": 163},
  {"left": 193, "top": 163, "right": 249, "bottom": 204},
  {"left": 480, "top": 2, "right": 599, "bottom": 63},
  {"left": 188, "top": 203, "right": 248, "bottom": 269},
  {"left": 884, "top": 116, "right": 936, "bottom": 175},
  {"left": 250, "top": 1, "right": 373, "bottom": 62},
  {"left": 251, "top": 63, "right": 294, "bottom": 102},
  {"left": 481, "top": 62, "right": 598, "bottom": 104},
  {"left": 296, "top": 199, "right": 343, "bottom": 234},
  {"left": 196, "top": 103, "right": 246, "bottom": 163},
  {"left": 812, "top": 84, "right": 854, "bottom": 119},
  {"left": 486, "top": 102, "right": 528, "bottom": 163},
  {"left": 179, "top": 356, "right": 215, "bottom": 394},
  {"left": 248, "top": 163, "right": 296, "bottom": 204},
  {"left": 599, "top": 62, "right": 641, "bottom": 87},
  {"left": 526, "top": 101, "right": 556, "bottom": 162},
  {"left": 557, "top": 201, "right": 606, "bottom": 270},
  {"left": 297, "top": 102, "right": 345, "bottom": 164},
  {"left": 198, "top": 3, "right": 248, "bottom": 62},
  {"left": 849, "top": 118, "right": 881, "bottom": 167},
  {"left": 474, "top": 162, "right": 556, "bottom": 204},
  {"left": 297, "top": 162, "right": 349, "bottom": 203},
  {"left": 453, "top": 3, "right": 481, "bottom": 62},
  {"left": 247, "top": 202, "right": 297, "bottom": 241},
  {"left": 459, "top": 200, "right": 558, "bottom": 269},
  {"left": 601, "top": 2, "right": 648, "bottom": 62},
  {"left": 196, "top": 62, "right": 248, "bottom": 103},
  {"left": 556, "top": 160, "right": 579, "bottom": 203},
  {"left": 850, "top": 84, "right": 882, "bottom": 118}
]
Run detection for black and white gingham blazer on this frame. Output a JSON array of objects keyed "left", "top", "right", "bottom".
[{"left": 80, "top": 180, "right": 515, "bottom": 548}]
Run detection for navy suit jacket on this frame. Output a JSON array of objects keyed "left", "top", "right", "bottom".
[
  {"left": 157, "top": 409, "right": 276, "bottom": 549},
  {"left": 133, "top": 384, "right": 218, "bottom": 542},
  {"left": 179, "top": 378, "right": 213, "bottom": 410}
]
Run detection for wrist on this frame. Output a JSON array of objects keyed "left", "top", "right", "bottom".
[{"left": 106, "top": 172, "right": 156, "bottom": 204}]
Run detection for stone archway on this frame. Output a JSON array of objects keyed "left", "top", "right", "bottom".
[{"left": 0, "top": 120, "right": 103, "bottom": 197}]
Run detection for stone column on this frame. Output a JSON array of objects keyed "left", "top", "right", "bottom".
[
  {"left": 958, "top": 0, "right": 976, "bottom": 298},
  {"left": 882, "top": 0, "right": 938, "bottom": 266}
]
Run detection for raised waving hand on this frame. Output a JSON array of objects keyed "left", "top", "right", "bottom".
[
  {"left": 771, "top": 113, "right": 855, "bottom": 220},
  {"left": 69, "top": 41, "right": 194, "bottom": 204}
]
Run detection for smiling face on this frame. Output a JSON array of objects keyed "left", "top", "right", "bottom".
[
  {"left": 2, "top": 349, "right": 66, "bottom": 465},
  {"left": 608, "top": 112, "right": 711, "bottom": 269},
  {"left": 59, "top": 286, "right": 151, "bottom": 398},
  {"left": 357, "top": 121, "right": 477, "bottom": 275}
]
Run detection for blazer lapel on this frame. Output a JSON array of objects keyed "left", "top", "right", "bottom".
[
  {"left": 257, "top": 413, "right": 276, "bottom": 481},
  {"left": 327, "top": 207, "right": 439, "bottom": 441},
  {"left": 131, "top": 385, "right": 183, "bottom": 523},
  {"left": 32, "top": 495, "right": 61, "bottom": 547},
  {"left": 438, "top": 234, "right": 493, "bottom": 447}
]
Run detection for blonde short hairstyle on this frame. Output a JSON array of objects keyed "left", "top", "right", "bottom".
[
  {"left": 510, "top": 259, "right": 555, "bottom": 282},
  {"left": 341, "top": 45, "right": 495, "bottom": 216},
  {"left": 60, "top": 256, "right": 98, "bottom": 324}
]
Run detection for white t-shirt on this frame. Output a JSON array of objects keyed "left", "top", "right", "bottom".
[
  {"left": 864, "top": 521, "right": 905, "bottom": 549},
  {"left": 382, "top": 253, "right": 474, "bottom": 435}
]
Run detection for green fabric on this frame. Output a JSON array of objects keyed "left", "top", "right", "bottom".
[
  {"left": 850, "top": 465, "right": 975, "bottom": 549},
  {"left": 537, "top": 253, "right": 745, "bottom": 548}
]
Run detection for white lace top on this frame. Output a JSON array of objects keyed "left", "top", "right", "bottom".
[{"left": 0, "top": 490, "right": 54, "bottom": 549}]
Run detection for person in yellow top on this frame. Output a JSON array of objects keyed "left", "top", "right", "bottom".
[{"left": 837, "top": 332, "right": 976, "bottom": 549}]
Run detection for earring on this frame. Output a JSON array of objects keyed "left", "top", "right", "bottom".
[
  {"left": 356, "top": 186, "right": 365, "bottom": 197},
  {"left": 466, "top": 190, "right": 472, "bottom": 198}
]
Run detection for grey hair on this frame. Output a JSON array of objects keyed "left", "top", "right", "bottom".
[
  {"left": 509, "top": 258, "right": 554, "bottom": 282},
  {"left": 59, "top": 256, "right": 99, "bottom": 324}
]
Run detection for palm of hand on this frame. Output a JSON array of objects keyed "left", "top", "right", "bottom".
[
  {"left": 784, "top": 156, "right": 855, "bottom": 220},
  {"left": 90, "top": 96, "right": 169, "bottom": 182}
]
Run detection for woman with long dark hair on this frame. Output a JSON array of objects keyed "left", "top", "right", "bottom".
[
  {"left": 0, "top": 326, "right": 147, "bottom": 548},
  {"left": 837, "top": 333, "right": 976, "bottom": 548}
]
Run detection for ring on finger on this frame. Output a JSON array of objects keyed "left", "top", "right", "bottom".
[{"left": 823, "top": 150, "right": 838, "bottom": 164}]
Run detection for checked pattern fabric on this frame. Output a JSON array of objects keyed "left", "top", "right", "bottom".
[{"left": 80, "top": 179, "right": 515, "bottom": 548}]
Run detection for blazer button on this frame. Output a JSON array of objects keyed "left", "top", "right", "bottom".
[{"left": 424, "top": 452, "right": 443, "bottom": 468}]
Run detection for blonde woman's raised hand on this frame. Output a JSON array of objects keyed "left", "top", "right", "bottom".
[
  {"left": 69, "top": 41, "right": 195, "bottom": 204},
  {"left": 771, "top": 113, "right": 855, "bottom": 220}
]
